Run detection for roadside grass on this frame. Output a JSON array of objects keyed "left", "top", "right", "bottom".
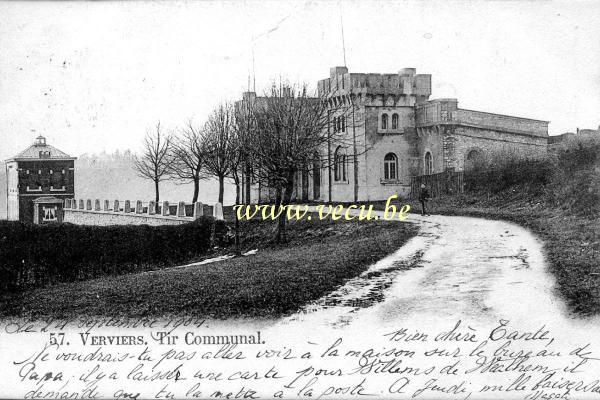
[{"left": 0, "top": 218, "right": 418, "bottom": 319}]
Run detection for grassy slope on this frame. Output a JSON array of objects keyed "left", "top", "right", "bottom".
[{"left": 0, "top": 219, "right": 418, "bottom": 319}]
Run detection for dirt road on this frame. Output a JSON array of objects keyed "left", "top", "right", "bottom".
[{"left": 283, "top": 212, "right": 585, "bottom": 329}]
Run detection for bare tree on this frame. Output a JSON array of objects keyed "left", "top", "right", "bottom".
[
  {"left": 202, "top": 104, "right": 235, "bottom": 204},
  {"left": 169, "top": 121, "right": 207, "bottom": 203},
  {"left": 133, "top": 122, "right": 173, "bottom": 206},
  {"left": 247, "top": 83, "right": 354, "bottom": 242},
  {"left": 227, "top": 98, "right": 258, "bottom": 253}
]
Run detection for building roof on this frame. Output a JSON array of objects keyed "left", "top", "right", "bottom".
[{"left": 6, "top": 135, "right": 76, "bottom": 161}]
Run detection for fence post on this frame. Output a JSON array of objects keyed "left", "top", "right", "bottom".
[
  {"left": 113, "top": 200, "right": 120, "bottom": 213},
  {"left": 193, "top": 202, "right": 204, "bottom": 219},
  {"left": 213, "top": 202, "right": 224, "bottom": 220},
  {"left": 177, "top": 201, "right": 186, "bottom": 217},
  {"left": 162, "top": 201, "right": 170, "bottom": 216},
  {"left": 136, "top": 200, "right": 143, "bottom": 214},
  {"left": 148, "top": 200, "right": 156, "bottom": 215}
]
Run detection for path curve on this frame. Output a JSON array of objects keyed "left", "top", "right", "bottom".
[{"left": 281, "top": 211, "right": 584, "bottom": 329}]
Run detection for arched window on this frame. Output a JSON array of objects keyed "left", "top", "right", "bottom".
[
  {"left": 465, "top": 149, "right": 484, "bottom": 172},
  {"left": 384, "top": 153, "right": 398, "bottom": 180},
  {"left": 334, "top": 146, "right": 346, "bottom": 181},
  {"left": 391, "top": 113, "right": 399, "bottom": 130},
  {"left": 381, "top": 113, "right": 388, "bottom": 130},
  {"left": 424, "top": 152, "right": 434, "bottom": 175},
  {"left": 332, "top": 117, "right": 337, "bottom": 133},
  {"left": 341, "top": 117, "right": 346, "bottom": 132}
]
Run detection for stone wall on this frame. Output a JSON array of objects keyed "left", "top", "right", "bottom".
[
  {"left": 445, "top": 126, "right": 548, "bottom": 171},
  {"left": 62, "top": 199, "right": 224, "bottom": 226},
  {"left": 361, "top": 106, "right": 413, "bottom": 200}
]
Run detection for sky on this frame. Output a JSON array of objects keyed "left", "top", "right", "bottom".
[{"left": 1, "top": 0, "right": 599, "bottom": 160}]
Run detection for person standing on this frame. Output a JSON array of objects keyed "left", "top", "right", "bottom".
[{"left": 418, "top": 183, "right": 431, "bottom": 216}]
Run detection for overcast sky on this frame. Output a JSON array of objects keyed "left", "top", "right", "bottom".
[{"left": 1, "top": 0, "right": 599, "bottom": 160}]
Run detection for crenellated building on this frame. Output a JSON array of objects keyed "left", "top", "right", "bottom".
[{"left": 242, "top": 66, "right": 549, "bottom": 203}]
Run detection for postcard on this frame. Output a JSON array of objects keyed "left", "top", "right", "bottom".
[{"left": 1, "top": 1, "right": 599, "bottom": 399}]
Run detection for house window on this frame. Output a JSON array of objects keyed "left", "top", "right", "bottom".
[
  {"left": 334, "top": 146, "right": 347, "bottom": 181},
  {"left": 425, "top": 151, "right": 434, "bottom": 175},
  {"left": 392, "top": 113, "right": 399, "bottom": 130},
  {"left": 384, "top": 153, "right": 398, "bottom": 180},
  {"left": 341, "top": 117, "right": 346, "bottom": 132},
  {"left": 332, "top": 117, "right": 338, "bottom": 133},
  {"left": 381, "top": 113, "right": 388, "bottom": 130},
  {"left": 42, "top": 206, "right": 58, "bottom": 221}
]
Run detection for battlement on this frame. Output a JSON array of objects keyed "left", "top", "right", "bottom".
[
  {"left": 416, "top": 99, "right": 549, "bottom": 137},
  {"left": 318, "top": 66, "right": 431, "bottom": 100}
]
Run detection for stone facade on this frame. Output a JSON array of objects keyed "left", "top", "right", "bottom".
[
  {"left": 5, "top": 136, "right": 76, "bottom": 223},
  {"left": 240, "top": 66, "right": 549, "bottom": 203}
]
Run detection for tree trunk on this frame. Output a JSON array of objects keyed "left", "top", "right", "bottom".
[
  {"left": 276, "top": 169, "right": 296, "bottom": 243},
  {"left": 154, "top": 179, "right": 160, "bottom": 213},
  {"left": 218, "top": 175, "right": 225, "bottom": 204},
  {"left": 234, "top": 175, "right": 241, "bottom": 255},
  {"left": 273, "top": 187, "right": 283, "bottom": 243},
  {"left": 245, "top": 163, "right": 251, "bottom": 205},
  {"left": 192, "top": 178, "right": 200, "bottom": 203}
]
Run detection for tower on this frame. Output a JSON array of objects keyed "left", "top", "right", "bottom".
[{"left": 5, "top": 136, "right": 76, "bottom": 223}]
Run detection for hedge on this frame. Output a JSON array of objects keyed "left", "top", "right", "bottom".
[{"left": 0, "top": 216, "right": 227, "bottom": 291}]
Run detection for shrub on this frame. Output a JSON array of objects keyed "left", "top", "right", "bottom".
[
  {"left": 465, "top": 150, "right": 556, "bottom": 194},
  {"left": 550, "top": 136, "right": 600, "bottom": 215},
  {"left": 0, "top": 216, "right": 225, "bottom": 291},
  {"left": 463, "top": 136, "right": 600, "bottom": 215}
]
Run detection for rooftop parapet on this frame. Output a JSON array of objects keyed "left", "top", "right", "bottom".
[
  {"left": 318, "top": 66, "right": 432, "bottom": 100},
  {"left": 416, "top": 99, "right": 549, "bottom": 137}
]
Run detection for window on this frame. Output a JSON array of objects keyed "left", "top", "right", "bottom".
[
  {"left": 425, "top": 152, "right": 434, "bottom": 175},
  {"left": 332, "top": 117, "right": 337, "bottom": 133},
  {"left": 465, "top": 149, "right": 484, "bottom": 171},
  {"left": 334, "top": 146, "right": 347, "bottom": 182},
  {"left": 381, "top": 113, "right": 388, "bottom": 130},
  {"left": 384, "top": 153, "right": 398, "bottom": 180},
  {"left": 392, "top": 113, "right": 399, "bottom": 130},
  {"left": 42, "top": 206, "right": 58, "bottom": 222},
  {"left": 341, "top": 117, "right": 346, "bottom": 132}
]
